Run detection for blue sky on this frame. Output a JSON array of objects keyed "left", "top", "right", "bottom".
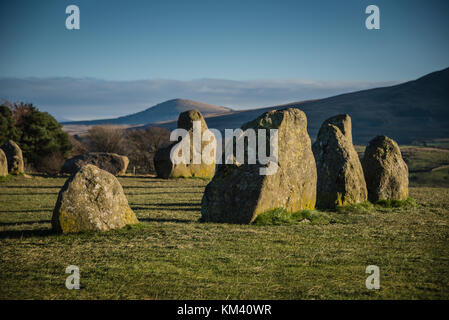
[{"left": 0, "top": 0, "right": 448, "bottom": 120}]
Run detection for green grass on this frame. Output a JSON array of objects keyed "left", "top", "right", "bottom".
[
  {"left": 412, "top": 138, "right": 449, "bottom": 149},
  {"left": 253, "top": 208, "right": 331, "bottom": 226},
  {"left": 401, "top": 146, "right": 449, "bottom": 173},
  {"left": 1, "top": 174, "right": 449, "bottom": 299},
  {"left": 410, "top": 167, "right": 449, "bottom": 188},
  {"left": 336, "top": 201, "right": 375, "bottom": 215}
]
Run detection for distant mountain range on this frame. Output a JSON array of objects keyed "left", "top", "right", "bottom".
[
  {"left": 144, "top": 67, "right": 449, "bottom": 144},
  {"left": 64, "top": 67, "right": 449, "bottom": 144},
  {"left": 63, "top": 98, "right": 232, "bottom": 125}
]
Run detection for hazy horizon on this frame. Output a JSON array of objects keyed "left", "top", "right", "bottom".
[{"left": 0, "top": 76, "right": 404, "bottom": 121}]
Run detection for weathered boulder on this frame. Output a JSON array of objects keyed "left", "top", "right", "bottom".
[
  {"left": 201, "top": 108, "right": 317, "bottom": 224},
  {"left": 0, "top": 149, "right": 8, "bottom": 177},
  {"left": 362, "top": 135, "right": 409, "bottom": 202},
  {"left": 61, "top": 152, "right": 129, "bottom": 176},
  {"left": 154, "top": 110, "right": 216, "bottom": 178},
  {"left": 52, "top": 164, "right": 138, "bottom": 233},
  {"left": 0, "top": 140, "right": 24, "bottom": 175},
  {"left": 312, "top": 114, "right": 367, "bottom": 209}
]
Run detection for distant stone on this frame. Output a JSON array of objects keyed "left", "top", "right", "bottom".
[
  {"left": 201, "top": 108, "right": 317, "bottom": 224},
  {"left": 52, "top": 164, "right": 138, "bottom": 233},
  {"left": 61, "top": 152, "right": 129, "bottom": 176},
  {"left": 0, "top": 149, "right": 8, "bottom": 177},
  {"left": 0, "top": 140, "right": 24, "bottom": 175},
  {"left": 362, "top": 135, "right": 409, "bottom": 202},
  {"left": 154, "top": 109, "right": 216, "bottom": 179},
  {"left": 312, "top": 114, "right": 367, "bottom": 209}
]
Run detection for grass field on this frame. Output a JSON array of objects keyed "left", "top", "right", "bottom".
[{"left": 1, "top": 174, "right": 448, "bottom": 299}]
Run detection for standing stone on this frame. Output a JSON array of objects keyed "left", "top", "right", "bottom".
[
  {"left": 312, "top": 114, "right": 367, "bottom": 209},
  {"left": 61, "top": 152, "right": 129, "bottom": 176},
  {"left": 0, "top": 140, "right": 24, "bottom": 175},
  {"left": 52, "top": 164, "right": 138, "bottom": 233},
  {"left": 362, "top": 135, "right": 409, "bottom": 202},
  {"left": 201, "top": 108, "right": 317, "bottom": 224},
  {"left": 154, "top": 110, "right": 216, "bottom": 179},
  {"left": 0, "top": 149, "right": 8, "bottom": 177}
]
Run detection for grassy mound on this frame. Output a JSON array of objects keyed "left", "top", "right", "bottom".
[
  {"left": 256, "top": 198, "right": 419, "bottom": 224},
  {"left": 253, "top": 208, "right": 331, "bottom": 225},
  {"left": 336, "top": 201, "right": 374, "bottom": 214},
  {"left": 375, "top": 197, "right": 418, "bottom": 208}
]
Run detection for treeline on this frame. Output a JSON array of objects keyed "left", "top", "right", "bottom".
[
  {"left": 0, "top": 102, "right": 71, "bottom": 173},
  {"left": 0, "top": 101, "right": 171, "bottom": 175}
]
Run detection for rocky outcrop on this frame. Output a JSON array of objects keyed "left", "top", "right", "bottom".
[
  {"left": 201, "top": 108, "right": 317, "bottom": 224},
  {"left": 0, "top": 140, "right": 24, "bottom": 175},
  {"left": 154, "top": 110, "right": 216, "bottom": 179},
  {"left": 52, "top": 164, "right": 138, "bottom": 233},
  {"left": 312, "top": 114, "right": 367, "bottom": 209},
  {"left": 0, "top": 149, "right": 7, "bottom": 177},
  {"left": 61, "top": 152, "right": 129, "bottom": 176},
  {"left": 362, "top": 135, "right": 409, "bottom": 202}
]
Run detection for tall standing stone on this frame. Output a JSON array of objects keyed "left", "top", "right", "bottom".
[
  {"left": 0, "top": 149, "right": 8, "bottom": 177},
  {"left": 154, "top": 110, "right": 216, "bottom": 179},
  {"left": 362, "top": 135, "right": 409, "bottom": 202},
  {"left": 52, "top": 164, "right": 139, "bottom": 233},
  {"left": 0, "top": 140, "right": 24, "bottom": 175},
  {"left": 312, "top": 114, "right": 367, "bottom": 209},
  {"left": 201, "top": 108, "right": 317, "bottom": 224}
]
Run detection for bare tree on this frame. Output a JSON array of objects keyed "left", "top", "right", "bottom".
[
  {"left": 87, "top": 125, "right": 126, "bottom": 154},
  {"left": 125, "top": 127, "right": 170, "bottom": 173}
]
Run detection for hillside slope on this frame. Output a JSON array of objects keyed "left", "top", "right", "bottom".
[
  {"left": 148, "top": 67, "right": 449, "bottom": 144},
  {"left": 63, "top": 98, "right": 232, "bottom": 125}
]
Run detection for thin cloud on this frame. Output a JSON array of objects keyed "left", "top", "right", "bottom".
[{"left": 0, "top": 77, "right": 401, "bottom": 121}]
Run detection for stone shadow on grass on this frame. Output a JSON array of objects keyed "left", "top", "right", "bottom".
[
  {"left": 139, "top": 217, "right": 195, "bottom": 224},
  {"left": 0, "top": 209, "right": 53, "bottom": 213},
  {"left": 0, "top": 220, "right": 50, "bottom": 227},
  {"left": 131, "top": 202, "right": 201, "bottom": 212},
  {"left": 0, "top": 228, "right": 55, "bottom": 239},
  {"left": 0, "top": 185, "right": 62, "bottom": 189}
]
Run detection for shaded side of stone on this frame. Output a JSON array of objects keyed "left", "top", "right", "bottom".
[{"left": 362, "top": 135, "right": 409, "bottom": 202}]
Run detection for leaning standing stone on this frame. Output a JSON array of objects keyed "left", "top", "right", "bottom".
[
  {"left": 0, "top": 140, "right": 24, "bottom": 175},
  {"left": 201, "top": 108, "right": 317, "bottom": 224},
  {"left": 362, "top": 135, "right": 409, "bottom": 202},
  {"left": 52, "top": 164, "right": 139, "bottom": 233},
  {"left": 0, "top": 149, "right": 8, "bottom": 177},
  {"left": 154, "top": 109, "right": 216, "bottom": 179},
  {"left": 312, "top": 114, "right": 367, "bottom": 209}
]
